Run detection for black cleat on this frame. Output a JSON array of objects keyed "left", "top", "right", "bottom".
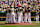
[{"left": 5, "top": 23, "right": 8, "bottom": 24}]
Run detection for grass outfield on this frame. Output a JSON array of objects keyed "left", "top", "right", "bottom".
[{"left": 0, "top": 21, "right": 40, "bottom": 27}]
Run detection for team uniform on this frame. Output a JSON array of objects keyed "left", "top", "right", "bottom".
[
  {"left": 18, "top": 12, "right": 23, "bottom": 23},
  {"left": 24, "top": 10, "right": 31, "bottom": 24},
  {"left": 36, "top": 9, "right": 39, "bottom": 23},
  {"left": 11, "top": 13, "right": 16, "bottom": 23},
  {"left": 36, "top": 14, "right": 39, "bottom": 23},
  {"left": 5, "top": 12, "right": 10, "bottom": 23},
  {"left": 28, "top": 12, "right": 31, "bottom": 24},
  {"left": 5, "top": 6, "right": 10, "bottom": 24},
  {"left": 15, "top": 13, "right": 17, "bottom": 23},
  {"left": 21, "top": 12, "right": 23, "bottom": 22},
  {"left": 24, "top": 12, "right": 28, "bottom": 23},
  {"left": 24, "top": 12, "right": 31, "bottom": 23}
]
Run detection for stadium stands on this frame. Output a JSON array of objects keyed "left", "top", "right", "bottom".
[{"left": 0, "top": 0, "right": 40, "bottom": 21}]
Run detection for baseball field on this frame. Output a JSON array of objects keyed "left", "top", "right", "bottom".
[{"left": 0, "top": 21, "right": 40, "bottom": 27}]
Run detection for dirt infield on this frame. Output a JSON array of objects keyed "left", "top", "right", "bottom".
[
  {"left": 0, "top": 22, "right": 35, "bottom": 25},
  {"left": 5, "top": 23, "right": 35, "bottom": 25}
]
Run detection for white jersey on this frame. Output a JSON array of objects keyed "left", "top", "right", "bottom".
[
  {"left": 5, "top": 13, "right": 10, "bottom": 23},
  {"left": 24, "top": 12, "right": 31, "bottom": 23},
  {"left": 28, "top": 13, "right": 31, "bottom": 23},
  {"left": 24, "top": 13, "right": 28, "bottom": 18},
  {"left": 11, "top": 13, "right": 16, "bottom": 18},
  {"left": 24, "top": 12, "right": 31, "bottom": 18},
  {"left": 28, "top": 13, "right": 31, "bottom": 18},
  {"left": 18, "top": 12, "right": 23, "bottom": 18},
  {"left": 11, "top": 13, "right": 16, "bottom": 23},
  {"left": 20, "top": 12, "right": 23, "bottom": 18},
  {"left": 18, "top": 12, "right": 23, "bottom": 23}
]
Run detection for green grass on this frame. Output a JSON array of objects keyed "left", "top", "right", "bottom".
[{"left": 0, "top": 21, "right": 40, "bottom": 27}]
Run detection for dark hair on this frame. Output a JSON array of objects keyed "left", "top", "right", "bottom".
[
  {"left": 28, "top": 10, "right": 30, "bottom": 12},
  {"left": 25, "top": 9, "right": 27, "bottom": 12},
  {"left": 9, "top": 10, "right": 11, "bottom": 13},
  {"left": 27, "top": 7, "right": 30, "bottom": 9}
]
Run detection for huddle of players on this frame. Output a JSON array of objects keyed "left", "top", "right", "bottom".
[{"left": 5, "top": 8, "right": 39, "bottom": 24}]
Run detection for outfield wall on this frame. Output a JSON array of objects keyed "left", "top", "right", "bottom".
[
  {"left": 0, "top": 12, "right": 40, "bottom": 21},
  {"left": 0, "top": 18, "right": 40, "bottom": 21}
]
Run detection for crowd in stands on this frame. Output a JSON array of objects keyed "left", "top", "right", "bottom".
[{"left": 0, "top": 0, "right": 40, "bottom": 13}]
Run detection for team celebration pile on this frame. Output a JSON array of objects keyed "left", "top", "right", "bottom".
[{"left": 0, "top": 0, "right": 40, "bottom": 24}]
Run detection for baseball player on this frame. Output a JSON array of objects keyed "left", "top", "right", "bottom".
[
  {"left": 24, "top": 10, "right": 31, "bottom": 24},
  {"left": 8, "top": 10, "right": 13, "bottom": 24},
  {"left": 20, "top": 11, "right": 23, "bottom": 23},
  {"left": 17, "top": 9, "right": 23, "bottom": 23},
  {"left": 27, "top": 10, "right": 31, "bottom": 24},
  {"left": 14, "top": 10, "right": 17, "bottom": 23},
  {"left": 17, "top": 9, "right": 21, "bottom": 23},
  {"left": 24, "top": 10, "right": 27, "bottom": 23},
  {"left": 36, "top": 10, "right": 39, "bottom": 23},
  {"left": 5, "top": 5, "right": 11, "bottom": 24},
  {"left": 5, "top": 10, "right": 10, "bottom": 24},
  {"left": 10, "top": 8, "right": 16, "bottom": 23}
]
